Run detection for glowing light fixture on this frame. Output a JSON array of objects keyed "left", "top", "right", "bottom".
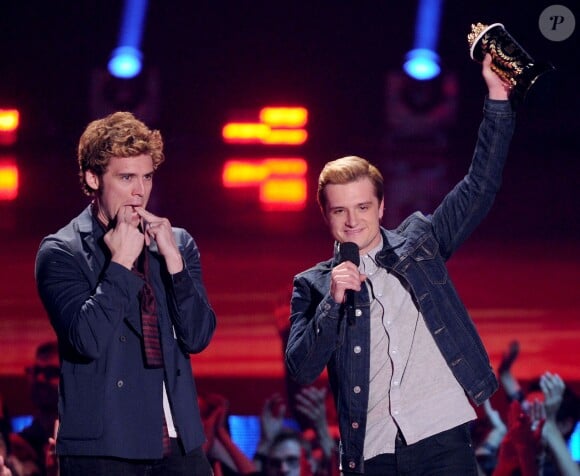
[
  {"left": 259, "top": 107, "right": 308, "bottom": 128},
  {"left": 263, "top": 158, "right": 308, "bottom": 176},
  {"left": 404, "top": 48, "right": 441, "bottom": 81},
  {"left": 260, "top": 178, "right": 307, "bottom": 211},
  {"left": 222, "top": 123, "right": 271, "bottom": 143},
  {"left": 222, "top": 160, "right": 269, "bottom": 187},
  {"left": 0, "top": 109, "right": 20, "bottom": 146},
  {"left": 0, "top": 110, "right": 19, "bottom": 132},
  {"left": 222, "top": 106, "right": 308, "bottom": 145},
  {"left": 0, "top": 158, "right": 18, "bottom": 200},
  {"left": 222, "top": 158, "right": 308, "bottom": 210},
  {"left": 403, "top": 0, "right": 443, "bottom": 81},
  {"left": 108, "top": 0, "right": 149, "bottom": 79},
  {"left": 108, "top": 46, "right": 143, "bottom": 79},
  {"left": 261, "top": 129, "right": 308, "bottom": 145}
]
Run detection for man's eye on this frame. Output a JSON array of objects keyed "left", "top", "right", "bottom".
[
  {"left": 144, "top": 174, "right": 153, "bottom": 181},
  {"left": 120, "top": 175, "right": 131, "bottom": 181}
]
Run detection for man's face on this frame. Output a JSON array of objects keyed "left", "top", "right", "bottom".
[
  {"left": 85, "top": 154, "right": 154, "bottom": 227},
  {"left": 323, "top": 177, "right": 384, "bottom": 255},
  {"left": 266, "top": 439, "right": 302, "bottom": 476}
]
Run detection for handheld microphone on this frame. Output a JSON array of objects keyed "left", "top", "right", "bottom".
[{"left": 338, "top": 242, "right": 360, "bottom": 325}]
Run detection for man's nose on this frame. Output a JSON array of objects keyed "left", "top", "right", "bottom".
[
  {"left": 345, "top": 210, "right": 357, "bottom": 227},
  {"left": 133, "top": 179, "right": 146, "bottom": 195}
]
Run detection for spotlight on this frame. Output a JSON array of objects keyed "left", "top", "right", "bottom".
[
  {"left": 403, "top": 49, "right": 441, "bottom": 81},
  {"left": 108, "top": 0, "right": 149, "bottom": 79},
  {"left": 108, "top": 46, "right": 143, "bottom": 79},
  {"left": 403, "top": 0, "right": 443, "bottom": 80}
]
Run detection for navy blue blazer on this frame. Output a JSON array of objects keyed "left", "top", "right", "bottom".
[{"left": 35, "top": 205, "right": 217, "bottom": 459}]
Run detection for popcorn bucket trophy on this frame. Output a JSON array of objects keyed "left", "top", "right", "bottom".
[{"left": 467, "top": 23, "right": 554, "bottom": 107}]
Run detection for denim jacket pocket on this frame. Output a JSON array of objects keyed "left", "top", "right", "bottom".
[{"left": 412, "top": 236, "right": 448, "bottom": 285}]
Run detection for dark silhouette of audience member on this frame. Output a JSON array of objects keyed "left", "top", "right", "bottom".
[
  {"left": 253, "top": 394, "right": 337, "bottom": 476},
  {"left": 0, "top": 394, "right": 17, "bottom": 476},
  {"left": 18, "top": 342, "right": 59, "bottom": 475},
  {"left": 259, "top": 429, "right": 310, "bottom": 476}
]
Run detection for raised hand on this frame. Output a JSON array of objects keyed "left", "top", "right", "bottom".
[
  {"left": 482, "top": 53, "right": 511, "bottom": 101},
  {"left": 539, "top": 372, "right": 565, "bottom": 422},
  {"left": 105, "top": 205, "right": 145, "bottom": 269},
  {"left": 135, "top": 207, "right": 183, "bottom": 274}
]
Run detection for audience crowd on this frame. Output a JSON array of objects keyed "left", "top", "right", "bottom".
[{"left": 1, "top": 339, "right": 578, "bottom": 476}]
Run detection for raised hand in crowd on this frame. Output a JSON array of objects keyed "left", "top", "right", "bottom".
[
  {"left": 537, "top": 373, "right": 580, "bottom": 476},
  {"left": 493, "top": 400, "right": 544, "bottom": 476},
  {"left": 199, "top": 393, "right": 256, "bottom": 475}
]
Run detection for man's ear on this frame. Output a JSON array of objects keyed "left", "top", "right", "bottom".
[{"left": 84, "top": 170, "right": 100, "bottom": 192}]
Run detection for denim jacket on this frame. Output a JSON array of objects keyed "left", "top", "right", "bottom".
[{"left": 285, "top": 98, "right": 516, "bottom": 473}]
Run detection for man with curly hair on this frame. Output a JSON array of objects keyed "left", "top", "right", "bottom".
[{"left": 35, "top": 111, "right": 216, "bottom": 475}]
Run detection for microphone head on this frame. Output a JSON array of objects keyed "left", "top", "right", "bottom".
[{"left": 339, "top": 241, "right": 360, "bottom": 266}]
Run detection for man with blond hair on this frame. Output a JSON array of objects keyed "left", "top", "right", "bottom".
[{"left": 286, "top": 55, "right": 515, "bottom": 475}]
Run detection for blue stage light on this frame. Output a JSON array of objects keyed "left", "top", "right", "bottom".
[
  {"left": 108, "top": 46, "right": 143, "bottom": 79},
  {"left": 404, "top": 0, "right": 443, "bottom": 80},
  {"left": 403, "top": 48, "right": 441, "bottom": 81},
  {"left": 108, "top": 0, "right": 149, "bottom": 79}
]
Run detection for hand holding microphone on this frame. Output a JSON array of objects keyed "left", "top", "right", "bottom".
[{"left": 331, "top": 242, "right": 366, "bottom": 325}]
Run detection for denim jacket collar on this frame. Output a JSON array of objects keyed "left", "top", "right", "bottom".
[{"left": 331, "top": 227, "right": 406, "bottom": 266}]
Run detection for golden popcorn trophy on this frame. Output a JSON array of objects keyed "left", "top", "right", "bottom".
[{"left": 467, "top": 23, "right": 554, "bottom": 106}]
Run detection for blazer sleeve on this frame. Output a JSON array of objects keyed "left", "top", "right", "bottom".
[
  {"left": 166, "top": 228, "right": 216, "bottom": 354},
  {"left": 35, "top": 234, "right": 145, "bottom": 360}
]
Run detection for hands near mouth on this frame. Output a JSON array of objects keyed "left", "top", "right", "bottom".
[{"left": 105, "top": 206, "right": 183, "bottom": 274}]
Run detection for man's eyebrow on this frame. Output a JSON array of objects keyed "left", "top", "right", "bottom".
[{"left": 329, "top": 201, "right": 373, "bottom": 209}]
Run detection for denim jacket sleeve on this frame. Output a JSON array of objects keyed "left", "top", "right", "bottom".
[
  {"left": 432, "top": 98, "right": 516, "bottom": 259},
  {"left": 285, "top": 270, "right": 345, "bottom": 384}
]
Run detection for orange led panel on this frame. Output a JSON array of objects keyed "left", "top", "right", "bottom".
[
  {"left": 222, "top": 123, "right": 270, "bottom": 143},
  {"left": 263, "top": 158, "right": 307, "bottom": 176},
  {"left": 259, "top": 107, "right": 308, "bottom": 128},
  {"left": 261, "top": 129, "right": 307, "bottom": 145},
  {"left": 0, "top": 159, "right": 18, "bottom": 200},
  {"left": 0, "top": 109, "right": 19, "bottom": 132},
  {"left": 0, "top": 109, "right": 20, "bottom": 146},
  {"left": 222, "top": 160, "right": 269, "bottom": 187},
  {"left": 260, "top": 178, "right": 307, "bottom": 210}
]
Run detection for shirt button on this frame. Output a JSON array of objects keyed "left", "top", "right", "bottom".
[
  {"left": 116, "top": 380, "right": 124, "bottom": 388},
  {"left": 348, "top": 461, "right": 356, "bottom": 469},
  {"left": 119, "top": 335, "right": 126, "bottom": 342},
  {"left": 353, "top": 345, "right": 361, "bottom": 354},
  {"left": 377, "top": 293, "right": 382, "bottom": 297},
  {"left": 353, "top": 386, "right": 361, "bottom": 394},
  {"left": 355, "top": 309, "right": 362, "bottom": 317},
  {"left": 393, "top": 380, "right": 399, "bottom": 386},
  {"left": 391, "top": 349, "right": 397, "bottom": 355},
  {"left": 393, "top": 410, "right": 399, "bottom": 415},
  {"left": 352, "top": 421, "right": 359, "bottom": 429}
]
